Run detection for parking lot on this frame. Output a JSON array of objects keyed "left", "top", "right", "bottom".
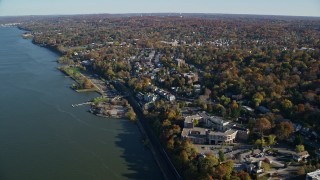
[{"left": 194, "top": 144, "right": 250, "bottom": 159}]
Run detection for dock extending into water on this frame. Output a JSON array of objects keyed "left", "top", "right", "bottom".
[{"left": 72, "top": 102, "right": 91, "bottom": 107}]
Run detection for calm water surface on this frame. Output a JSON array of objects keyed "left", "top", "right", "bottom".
[{"left": 0, "top": 27, "right": 162, "bottom": 180}]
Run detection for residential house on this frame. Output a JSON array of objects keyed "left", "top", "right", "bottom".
[
  {"left": 175, "top": 58, "right": 185, "bottom": 67},
  {"left": 183, "top": 72, "right": 199, "bottom": 84},
  {"left": 160, "top": 40, "right": 179, "bottom": 46},
  {"left": 142, "top": 50, "right": 155, "bottom": 63},
  {"left": 166, "top": 94, "right": 176, "bottom": 102},
  {"left": 81, "top": 60, "right": 93, "bottom": 66},
  {"left": 293, "top": 151, "right": 310, "bottom": 162},
  {"left": 193, "top": 84, "right": 201, "bottom": 94},
  {"left": 155, "top": 88, "right": 175, "bottom": 102},
  {"left": 144, "top": 93, "right": 158, "bottom": 103}
]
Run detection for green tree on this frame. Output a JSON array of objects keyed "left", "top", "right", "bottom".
[
  {"left": 224, "top": 160, "right": 234, "bottom": 179},
  {"left": 220, "top": 95, "right": 231, "bottom": 106},
  {"left": 268, "top": 134, "right": 276, "bottom": 146},
  {"left": 255, "top": 138, "right": 266, "bottom": 148},
  {"left": 198, "top": 158, "right": 215, "bottom": 177},
  {"left": 295, "top": 145, "right": 305, "bottom": 152},
  {"left": 218, "top": 150, "right": 225, "bottom": 162},
  {"left": 206, "top": 153, "right": 219, "bottom": 166},
  {"left": 261, "top": 162, "right": 271, "bottom": 171}
]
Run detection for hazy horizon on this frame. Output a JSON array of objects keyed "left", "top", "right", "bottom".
[
  {"left": 1, "top": 12, "right": 320, "bottom": 19},
  {"left": 0, "top": 0, "right": 319, "bottom": 17}
]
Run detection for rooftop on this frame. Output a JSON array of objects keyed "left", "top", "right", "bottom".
[
  {"left": 208, "top": 129, "right": 237, "bottom": 136},
  {"left": 209, "top": 116, "right": 230, "bottom": 126},
  {"left": 307, "top": 169, "right": 320, "bottom": 179},
  {"left": 184, "top": 114, "right": 202, "bottom": 124},
  {"left": 181, "top": 127, "right": 208, "bottom": 137},
  {"left": 197, "top": 112, "right": 229, "bottom": 125}
]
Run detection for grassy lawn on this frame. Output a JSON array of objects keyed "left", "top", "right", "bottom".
[
  {"left": 59, "top": 66, "right": 98, "bottom": 92},
  {"left": 59, "top": 66, "right": 81, "bottom": 80}
]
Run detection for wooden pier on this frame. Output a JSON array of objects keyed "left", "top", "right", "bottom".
[{"left": 72, "top": 102, "right": 91, "bottom": 107}]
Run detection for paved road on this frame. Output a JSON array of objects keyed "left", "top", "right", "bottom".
[
  {"left": 273, "top": 147, "right": 296, "bottom": 155},
  {"left": 259, "top": 165, "right": 299, "bottom": 179}
]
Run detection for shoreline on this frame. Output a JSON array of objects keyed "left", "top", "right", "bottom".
[
  {"left": 19, "top": 27, "right": 172, "bottom": 180},
  {"left": 18, "top": 26, "right": 65, "bottom": 56},
  {"left": 38, "top": 43, "right": 64, "bottom": 56},
  {"left": 57, "top": 66, "right": 100, "bottom": 94},
  {"left": 18, "top": 27, "right": 127, "bottom": 120},
  {"left": 59, "top": 65, "right": 128, "bottom": 119}
]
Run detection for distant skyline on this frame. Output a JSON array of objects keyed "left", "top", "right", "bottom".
[{"left": 0, "top": 0, "right": 319, "bottom": 17}]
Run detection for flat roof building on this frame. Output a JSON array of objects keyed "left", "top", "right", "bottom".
[{"left": 306, "top": 169, "right": 320, "bottom": 180}]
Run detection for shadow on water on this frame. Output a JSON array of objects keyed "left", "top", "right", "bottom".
[{"left": 115, "top": 120, "right": 163, "bottom": 180}]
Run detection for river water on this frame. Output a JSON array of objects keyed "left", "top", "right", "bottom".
[{"left": 0, "top": 27, "right": 162, "bottom": 180}]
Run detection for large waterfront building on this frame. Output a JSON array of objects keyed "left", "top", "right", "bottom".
[{"left": 181, "top": 112, "right": 244, "bottom": 145}]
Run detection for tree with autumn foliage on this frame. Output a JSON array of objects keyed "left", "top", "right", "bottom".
[
  {"left": 212, "top": 161, "right": 234, "bottom": 180},
  {"left": 230, "top": 100, "right": 241, "bottom": 119},
  {"left": 235, "top": 171, "right": 251, "bottom": 180},
  {"left": 83, "top": 78, "right": 94, "bottom": 89},
  {"left": 255, "top": 118, "right": 271, "bottom": 136},
  {"left": 275, "top": 121, "right": 294, "bottom": 140}
]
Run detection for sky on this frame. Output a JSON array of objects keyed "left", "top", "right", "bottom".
[{"left": 0, "top": 0, "right": 319, "bottom": 17}]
